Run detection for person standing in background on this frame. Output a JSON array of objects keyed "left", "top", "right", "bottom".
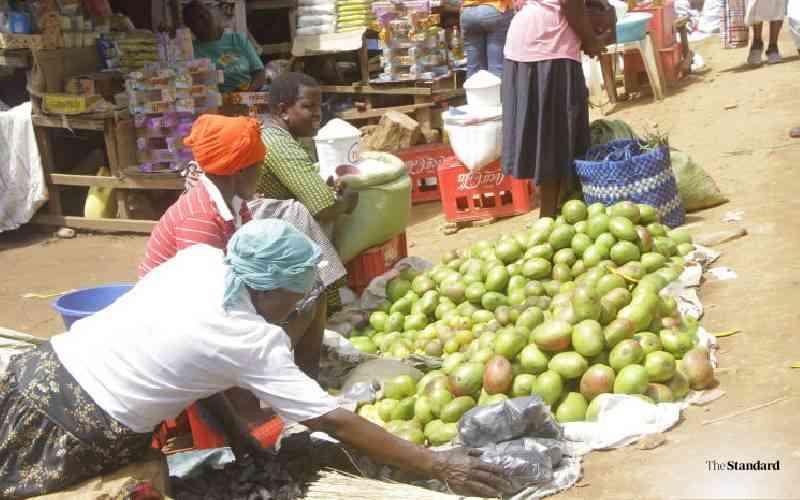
[
  {"left": 744, "top": 0, "right": 787, "bottom": 64},
  {"left": 501, "top": 0, "right": 603, "bottom": 217},
  {"left": 184, "top": 0, "right": 266, "bottom": 92},
  {"left": 460, "top": 0, "right": 514, "bottom": 77},
  {"left": 788, "top": 0, "right": 800, "bottom": 55}
]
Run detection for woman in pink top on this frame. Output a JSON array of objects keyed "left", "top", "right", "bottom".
[{"left": 501, "top": 0, "right": 603, "bottom": 217}]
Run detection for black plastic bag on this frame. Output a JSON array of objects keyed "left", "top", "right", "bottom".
[
  {"left": 477, "top": 438, "right": 564, "bottom": 493},
  {"left": 458, "top": 396, "right": 562, "bottom": 448}
]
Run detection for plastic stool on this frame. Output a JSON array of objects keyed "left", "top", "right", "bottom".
[{"left": 587, "top": 33, "right": 666, "bottom": 110}]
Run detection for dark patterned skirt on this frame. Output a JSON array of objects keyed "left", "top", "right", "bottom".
[
  {"left": 501, "top": 58, "right": 590, "bottom": 186},
  {"left": 0, "top": 342, "right": 153, "bottom": 499}
]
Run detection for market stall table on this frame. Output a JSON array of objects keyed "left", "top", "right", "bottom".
[
  {"left": 321, "top": 73, "right": 465, "bottom": 132},
  {"left": 31, "top": 110, "right": 185, "bottom": 233}
]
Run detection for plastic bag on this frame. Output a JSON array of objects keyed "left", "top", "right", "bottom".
[
  {"left": 84, "top": 167, "right": 116, "bottom": 218},
  {"left": 333, "top": 173, "right": 411, "bottom": 264},
  {"left": 296, "top": 25, "right": 335, "bottom": 35},
  {"left": 458, "top": 396, "right": 562, "bottom": 448},
  {"left": 338, "top": 151, "right": 406, "bottom": 189},
  {"left": 670, "top": 149, "right": 728, "bottom": 212},
  {"left": 478, "top": 438, "right": 564, "bottom": 493},
  {"left": 442, "top": 106, "right": 502, "bottom": 171},
  {"left": 341, "top": 358, "right": 423, "bottom": 394}
]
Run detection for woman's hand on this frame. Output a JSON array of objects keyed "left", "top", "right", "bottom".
[
  {"left": 431, "top": 447, "right": 513, "bottom": 497},
  {"left": 582, "top": 36, "right": 606, "bottom": 58},
  {"left": 340, "top": 188, "right": 359, "bottom": 214}
]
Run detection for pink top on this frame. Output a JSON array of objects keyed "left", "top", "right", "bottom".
[{"left": 503, "top": 0, "right": 583, "bottom": 63}]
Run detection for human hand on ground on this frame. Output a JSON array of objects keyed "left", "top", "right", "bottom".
[{"left": 431, "top": 447, "right": 513, "bottom": 498}]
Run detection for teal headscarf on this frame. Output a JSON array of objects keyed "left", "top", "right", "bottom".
[{"left": 223, "top": 219, "right": 321, "bottom": 310}]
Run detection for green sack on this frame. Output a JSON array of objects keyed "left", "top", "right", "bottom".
[
  {"left": 670, "top": 149, "right": 728, "bottom": 212},
  {"left": 589, "top": 119, "right": 638, "bottom": 147},
  {"left": 334, "top": 173, "right": 412, "bottom": 264}
]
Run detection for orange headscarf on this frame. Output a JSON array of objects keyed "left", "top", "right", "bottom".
[{"left": 184, "top": 115, "right": 266, "bottom": 176}]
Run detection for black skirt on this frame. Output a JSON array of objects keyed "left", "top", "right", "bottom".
[
  {"left": 501, "top": 58, "right": 590, "bottom": 186},
  {"left": 0, "top": 342, "right": 153, "bottom": 498}
]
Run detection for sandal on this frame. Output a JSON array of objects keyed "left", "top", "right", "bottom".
[
  {"left": 766, "top": 46, "right": 781, "bottom": 64},
  {"left": 790, "top": 127, "right": 800, "bottom": 139},
  {"left": 747, "top": 44, "right": 763, "bottom": 66}
]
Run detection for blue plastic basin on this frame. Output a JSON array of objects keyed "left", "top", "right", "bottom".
[
  {"left": 616, "top": 12, "right": 653, "bottom": 44},
  {"left": 53, "top": 284, "right": 135, "bottom": 330}
]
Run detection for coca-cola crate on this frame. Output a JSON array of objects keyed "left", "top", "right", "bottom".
[
  {"left": 346, "top": 232, "right": 408, "bottom": 295},
  {"left": 437, "top": 157, "right": 535, "bottom": 223},
  {"left": 394, "top": 143, "right": 451, "bottom": 204}
]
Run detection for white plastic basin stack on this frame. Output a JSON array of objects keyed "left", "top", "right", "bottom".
[{"left": 443, "top": 70, "right": 503, "bottom": 171}]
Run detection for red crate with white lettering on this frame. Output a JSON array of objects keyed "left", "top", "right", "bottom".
[
  {"left": 437, "top": 157, "right": 535, "bottom": 223},
  {"left": 346, "top": 232, "right": 408, "bottom": 295},
  {"left": 394, "top": 143, "right": 452, "bottom": 204}
]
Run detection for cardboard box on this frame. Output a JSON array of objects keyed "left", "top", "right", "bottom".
[
  {"left": 42, "top": 93, "right": 107, "bottom": 114},
  {"left": 65, "top": 72, "right": 124, "bottom": 101},
  {"left": 0, "top": 33, "right": 44, "bottom": 50}
]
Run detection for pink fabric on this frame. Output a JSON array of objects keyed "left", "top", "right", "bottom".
[{"left": 503, "top": 0, "right": 583, "bottom": 63}]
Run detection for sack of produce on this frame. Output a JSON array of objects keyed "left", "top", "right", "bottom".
[
  {"left": 589, "top": 118, "right": 637, "bottom": 147},
  {"left": 334, "top": 153, "right": 411, "bottom": 263},
  {"left": 458, "top": 396, "right": 562, "bottom": 448},
  {"left": 670, "top": 149, "right": 728, "bottom": 212},
  {"left": 575, "top": 139, "right": 685, "bottom": 228}
]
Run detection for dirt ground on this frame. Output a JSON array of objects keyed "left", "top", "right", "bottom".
[{"left": 2, "top": 32, "right": 799, "bottom": 498}]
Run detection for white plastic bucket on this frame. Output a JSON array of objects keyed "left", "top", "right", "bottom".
[
  {"left": 313, "top": 134, "right": 361, "bottom": 180},
  {"left": 463, "top": 70, "right": 502, "bottom": 107}
]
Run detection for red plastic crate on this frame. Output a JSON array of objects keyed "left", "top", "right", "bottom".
[
  {"left": 346, "top": 232, "right": 408, "bottom": 295},
  {"left": 437, "top": 157, "right": 535, "bottom": 223},
  {"left": 394, "top": 143, "right": 452, "bottom": 204},
  {"left": 186, "top": 403, "right": 284, "bottom": 450}
]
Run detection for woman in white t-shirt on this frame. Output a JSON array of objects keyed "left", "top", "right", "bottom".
[{"left": 0, "top": 220, "right": 511, "bottom": 499}]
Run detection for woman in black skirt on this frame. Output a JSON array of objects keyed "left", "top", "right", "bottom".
[{"left": 501, "top": 0, "right": 603, "bottom": 217}]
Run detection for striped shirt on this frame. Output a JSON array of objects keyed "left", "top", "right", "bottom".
[
  {"left": 257, "top": 127, "right": 337, "bottom": 217},
  {"left": 138, "top": 176, "right": 251, "bottom": 278}
]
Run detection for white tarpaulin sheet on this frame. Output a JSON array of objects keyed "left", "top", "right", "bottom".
[{"left": 0, "top": 102, "right": 47, "bottom": 232}]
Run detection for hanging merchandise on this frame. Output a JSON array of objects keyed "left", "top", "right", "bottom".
[{"left": 372, "top": 1, "right": 451, "bottom": 82}]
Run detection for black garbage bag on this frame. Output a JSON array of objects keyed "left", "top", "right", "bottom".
[
  {"left": 458, "top": 396, "right": 562, "bottom": 448},
  {"left": 477, "top": 438, "right": 565, "bottom": 493}
]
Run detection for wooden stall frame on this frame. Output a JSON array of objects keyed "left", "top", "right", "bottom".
[{"left": 31, "top": 112, "right": 185, "bottom": 234}]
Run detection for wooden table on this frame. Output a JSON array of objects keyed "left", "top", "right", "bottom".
[
  {"left": 321, "top": 73, "right": 466, "bottom": 131},
  {"left": 31, "top": 111, "right": 185, "bottom": 233}
]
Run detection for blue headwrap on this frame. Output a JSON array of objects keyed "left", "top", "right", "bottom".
[{"left": 223, "top": 219, "right": 321, "bottom": 310}]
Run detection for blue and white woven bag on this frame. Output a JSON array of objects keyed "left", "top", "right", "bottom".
[{"left": 574, "top": 140, "right": 685, "bottom": 228}]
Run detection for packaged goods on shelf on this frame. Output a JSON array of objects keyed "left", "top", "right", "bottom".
[
  {"left": 372, "top": 1, "right": 450, "bottom": 81},
  {"left": 125, "top": 58, "right": 222, "bottom": 174}
]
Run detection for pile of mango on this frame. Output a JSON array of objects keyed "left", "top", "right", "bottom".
[{"left": 352, "top": 200, "right": 716, "bottom": 441}]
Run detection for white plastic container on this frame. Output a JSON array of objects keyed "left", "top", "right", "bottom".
[
  {"left": 313, "top": 118, "right": 362, "bottom": 180},
  {"left": 463, "top": 70, "right": 501, "bottom": 107}
]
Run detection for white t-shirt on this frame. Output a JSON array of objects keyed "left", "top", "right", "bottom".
[{"left": 50, "top": 245, "right": 338, "bottom": 433}]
